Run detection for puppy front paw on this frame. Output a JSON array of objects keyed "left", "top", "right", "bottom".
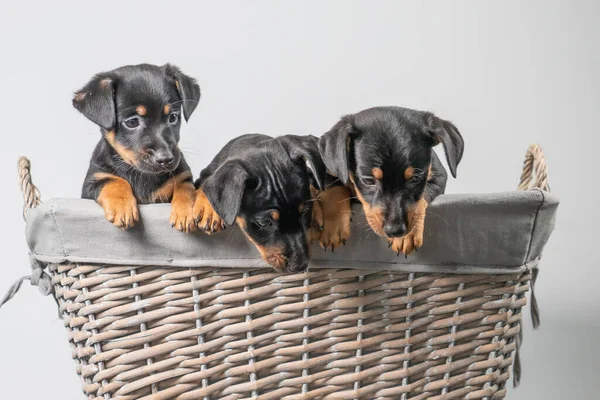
[
  {"left": 193, "top": 189, "right": 225, "bottom": 234},
  {"left": 170, "top": 200, "right": 196, "bottom": 233},
  {"left": 101, "top": 196, "right": 139, "bottom": 229},
  {"left": 388, "top": 198, "right": 427, "bottom": 256},
  {"left": 169, "top": 182, "right": 197, "bottom": 233},
  {"left": 97, "top": 177, "right": 139, "bottom": 229},
  {"left": 317, "top": 186, "right": 352, "bottom": 251},
  {"left": 388, "top": 230, "right": 423, "bottom": 257}
]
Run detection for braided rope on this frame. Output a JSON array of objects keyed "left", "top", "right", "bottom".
[
  {"left": 18, "top": 157, "right": 42, "bottom": 220},
  {"left": 518, "top": 144, "right": 549, "bottom": 191}
]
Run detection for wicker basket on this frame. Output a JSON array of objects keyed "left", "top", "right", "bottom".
[{"left": 4, "top": 145, "right": 554, "bottom": 400}]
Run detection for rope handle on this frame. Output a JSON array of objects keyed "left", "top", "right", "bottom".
[
  {"left": 18, "top": 157, "right": 42, "bottom": 220},
  {"left": 517, "top": 144, "right": 549, "bottom": 192}
]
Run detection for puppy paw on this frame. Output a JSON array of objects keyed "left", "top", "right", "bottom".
[
  {"left": 193, "top": 189, "right": 225, "bottom": 234},
  {"left": 97, "top": 177, "right": 139, "bottom": 229},
  {"left": 388, "top": 198, "right": 428, "bottom": 256},
  {"left": 169, "top": 182, "right": 197, "bottom": 233},
  {"left": 388, "top": 230, "right": 423, "bottom": 257},
  {"left": 170, "top": 199, "right": 196, "bottom": 233},
  {"left": 102, "top": 196, "right": 139, "bottom": 229},
  {"left": 318, "top": 186, "right": 352, "bottom": 251}
]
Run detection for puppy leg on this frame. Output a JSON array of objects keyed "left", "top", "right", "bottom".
[
  {"left": 95, "top": 173, "right": 139, "bottom": 229},
  {"left": 318, "top": 185, "right": 352, "bottom": 251},
  {"left": 150, "top": 171, "right": 197, "bottom": 232},
  {"left": 169, "top": 181, "right": 197, "bottom": 233},
  {"left": 193, "top": 188, "right": 225, "bottom": 234},
  {"left": 389, "top": 198, "right": 427, "bottom": 256}
]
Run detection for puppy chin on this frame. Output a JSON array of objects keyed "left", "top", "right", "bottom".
[{"left": 264, "top": 253, "right": 288, "bottom": 272}]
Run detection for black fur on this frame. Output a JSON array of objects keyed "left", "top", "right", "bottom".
[
  {"left": 196, "top": 134, "right": 325, "bottom": 272},
  {"left": 319, "top": 106, "right": 464, "bottom": 238},
  {"left": 74, "top": 63, "right": 200, "bottom": 203}
]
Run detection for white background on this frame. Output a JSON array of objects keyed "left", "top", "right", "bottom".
[{"left": 0, "top": 1, "right": 597, "bottom": 398}]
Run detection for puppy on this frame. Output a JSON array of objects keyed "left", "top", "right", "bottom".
[
  {"left": 193, "top": 134, "right": 325, "bottom": 272},
  {"left": 318, "top": 106, "right": 464, "bottom": 255},
  {"left": 73, "top": 64, "right": 201, "bottom": 231}
]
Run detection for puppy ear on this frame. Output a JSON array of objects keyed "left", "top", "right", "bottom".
[
  {"left": 72, "top": 73, "right": 116, "bottom": 130},
  {"left": 202, "top": 162, "right": 248, "bottom": 226},
  {"left": 318, "top": 116, "right": 354, "bottom": 185},
  {"left": 278, "top": 135, "right": 326, "bottom": 191},
  {"left": 424, "top": 114, "right": 464, "bottom": 178},
  {"left": 162, "top": 64, "right": 201, "bottom": 122}
]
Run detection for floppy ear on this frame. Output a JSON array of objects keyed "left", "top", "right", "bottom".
[
  {"left": 72, "top": 73, "right": 116, "bottom": 130},
  {"left": 424, "top": 114, "right": 464, "bottom": 178},
  {"left": 318, "top": 116, "right": 355, "bottom": 184},
  {"left": 278, "top": 135, "right": 326, "bottom": 191},
  {"left": 163, "top": 63, "right": 201, "bottom": 122},
  {"left": 201, "top": 162, "right": 248, "bottom": 226}
]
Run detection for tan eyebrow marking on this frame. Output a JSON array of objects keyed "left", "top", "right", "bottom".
[{"left": 372, "top": 167, "right": 383, "bottom": 180}]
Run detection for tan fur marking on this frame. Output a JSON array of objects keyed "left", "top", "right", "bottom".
[
  {"left": 169, "top": 180, "right": 196, "bottom": 232},
  {"left": 404, "top": 166, "right": 415, "bottom": 180},
  {"left": 105, "top": 130, "right": 137, "bottom": 166},
  {"left": 389, "top": 197, "right": 429, "bottom": 255},
  {"left": 372, "top": 167, "right": 383, "bottom": 180},
  {"left": 96, "top": 174, "right": 139, "bottom": 229},
  {"left": 236, "top": 217, "right": 287, "bottom": 271},
  {"left": 270, "top": 210, "right": 280, "bottom": 221},
  {"left": 236, "top": 216, "right": 247, "bottom": 229},
  {"left": 99, "top": 78, "right": 112, "bottom": 89},
  {"left": 163, "top": 104, "right": 171, "bottom": 115},
  {"left": 427, "top": 164, "right": 433, "bottom": 181},
  {"left": 74, "top": 92, "right": 86, "bottom": 101},
  {"left": 136, "top": 105, "right": 147, "bottom": 116},
  {"left": 353, "top": 182, "right": 385, "bottom": 236},
  {"left": 317, "top": 185, "right": 352, "bottom": 249},
  {"left": 298, "top": 203, "right": 306, "bottom": 214},
  {"left": 193, "top": 188, "right": 224, "bottom": 234},
  {"left": 150, "top": 171, "right": 193, "bottom": 203},
  {"left": 175, "top": 80, "right": 180, "bottom": 90}
]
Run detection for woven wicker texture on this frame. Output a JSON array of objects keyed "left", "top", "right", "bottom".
[{"left": 50, "top": 264, "right": 529, "bottom": 400}]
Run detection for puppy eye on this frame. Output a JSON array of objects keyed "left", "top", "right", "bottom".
[
  {"left": 255, "top": 218, "right": 272, "bottom": 228},
  {"left": 168, "top": 113, "right": 179, "bottom": 124},
  {"left": 123, "top": 117, "right": 140, "bottom": 129},
  {"left": 361, "top": 177, "right": 376, "bottom": 186},
  {"left": 410, "top": 174, "right": 423, "bottom": 184}
]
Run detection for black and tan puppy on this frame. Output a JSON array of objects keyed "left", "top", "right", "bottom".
[
  {"left": 73, "top": 64, "right": 201, "bottom": 231},
  {"left": 318, "top": 106, "right": 464, "bottom": 255},
  {"left": 193, "top": 134, "right": 325, "bottom": 272}
]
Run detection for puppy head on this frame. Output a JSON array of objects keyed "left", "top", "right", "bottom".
[
  {"left": 202, "top": 135, "right": 325, "bottom": 272},
  {"left": 319, "top": 106, "right": 464, "bottom": 237},
  {"left": 73, "top": 63, "right": 200, "bottom": 174}
]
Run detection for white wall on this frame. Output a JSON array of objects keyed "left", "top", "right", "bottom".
[{"left": 0, "top": 1, "right": 597, "bottom": 398}]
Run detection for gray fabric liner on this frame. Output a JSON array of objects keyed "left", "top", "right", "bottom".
[{"left": 25, "top": 190, "right": 559, "bottom": 274}]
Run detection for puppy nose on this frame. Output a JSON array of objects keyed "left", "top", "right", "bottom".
[
  {"left": 384, "top": 222, "right": 407, "bottom": 237},
  {"left": 154, "top": 152, "right": 174, "bottom": 167},
  {"left": 288, "top": 259, "right": 308, "bottom": 273}
]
